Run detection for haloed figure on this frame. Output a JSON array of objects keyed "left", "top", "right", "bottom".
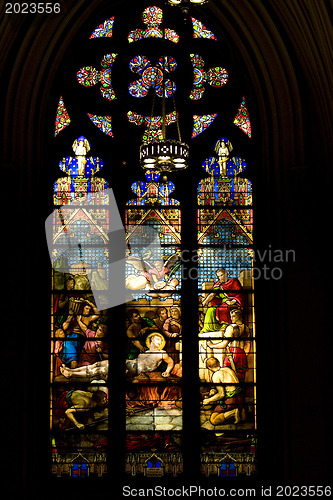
[{"left": 126, "top": 333, "right": 174, "bottom": 378}]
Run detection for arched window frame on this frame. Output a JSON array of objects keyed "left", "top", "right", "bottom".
[{"left": 48, "top": 0, "right": 257, "bottom": 481}]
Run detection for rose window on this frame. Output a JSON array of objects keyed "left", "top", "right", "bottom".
[{"left": 129, "top": 56, "right": 177, "bottom": 98}]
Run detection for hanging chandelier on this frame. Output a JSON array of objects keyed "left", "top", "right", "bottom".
[
  {"left": 140, "top": 139, "right": 189, "bottom": 171},
  {"left": 167, "top": 0, "right": 208, "bottom": 5},
  {"left": 166, "top": 0, "right": 208, "bottom": 21}
]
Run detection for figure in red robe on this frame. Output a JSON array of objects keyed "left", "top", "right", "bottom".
[{"left": 201, "top": 268, "right": 244, "bottom": 332}]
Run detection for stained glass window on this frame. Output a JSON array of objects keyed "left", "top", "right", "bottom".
[
  {"left": 125, "top": 170, "right": 183, "bottom": 476},
  {"left": 127, "top": 110, "right": 178, "bottom": 143},
  {"left": 87, "top": 114, "right": 114, "bottom": 137},
  {"left": 54, "top": 96, "right": 71, "bottom": 136},
  {"left": 192, "top": 113, "right": 218, "bottom": 138},
  {"left": 234, "top": 97, "right": 252, "bottom": 138},
  {"left": 197, "top": 137, "right": 256, "bottom": 477},
  {"left": 191, "top": 17, "right": 218, "bottom": 40},
  {"left": 189, "top": 54, "right": 229, "bottom": 100},
  {"left": 51, "top": 2, "right": 255, "bottom": 482},
  {"left": 50, "top": 137, "right": 109, "bottom": 476},
  {"left": 128, "top": 6, "right": 179, "bottom": 44},
  {"left": 76, "top": 54, "right": 118, "bottom": 101},
  {"left": 129, "top": 55, "right": 177, "bottom": 99},
  {"left": 90, "top": 17, "right": 115, "bottom": 38}
]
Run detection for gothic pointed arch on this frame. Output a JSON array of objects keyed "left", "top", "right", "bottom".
[{"left": 2, "top": 0, "right": 331, "bottom": 491}]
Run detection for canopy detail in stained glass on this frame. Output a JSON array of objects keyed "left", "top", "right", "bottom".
[
  {"left": 87, "top": 114, "right": 114, "bottom": 137},
  {"left": 53, "top": 136, "right": 108, "bottom": 205},
  {"left": 129, "top": 56, "right": 177, "bottom": 99},
  {"left": 89, "top": 16, "right": 115, "bottom": 38},
  {"left": 54, "top": 96, "right": 71, "bottom": 136},
  {"left": 191, "top": 17, "right": 217, "bottom": 40},
  {"left": 234, "top": 97, "right": 251, "bottom": 138},
  {"left": 76, "top": 54, "right": 118, "bottom": 101},
  {"left": 189, "top": 54, "right": 229, "bottom": 100},
  {"left": 128, "top": 6, "right": 179, "bottom": 44},
  {"left": 198, "top": 136, "right": 252, "bottom": 214},
  {"left": 127, "top": 170, "right": 180, "bottom": 206},
  {"left": 192, "top": 113, "right": 218, "bottom": 138},
  {"left": 127, "top": 110, "right": 178, "bottom": 143}
]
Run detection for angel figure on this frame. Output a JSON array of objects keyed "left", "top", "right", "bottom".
[
  {"left": 72, "top": 136, "right": 91, "bottom": 176},
  {"left": 214, "top": 137, "right": 233, "bottom": 177},
  {"left": 125, "top": 251, "right": 180, "bottom": 296}
]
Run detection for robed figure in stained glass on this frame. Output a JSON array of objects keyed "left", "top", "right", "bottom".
[{"left": 200, "top": 268, "right": 244, "bottom": 332}]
